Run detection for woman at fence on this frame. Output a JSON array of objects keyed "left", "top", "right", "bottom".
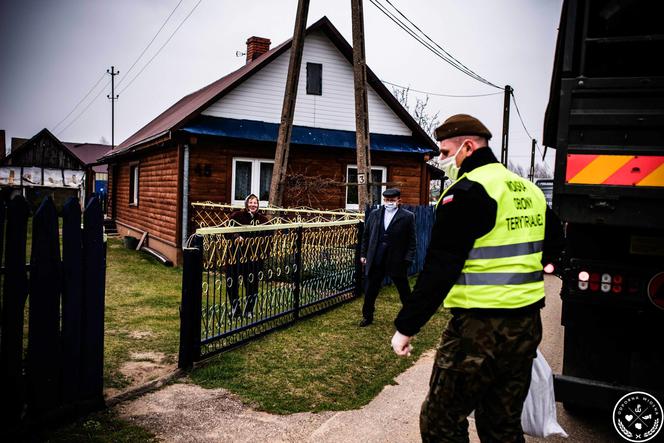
[{"left": 227, "top": 194, "right": 269, "bottom": 319}]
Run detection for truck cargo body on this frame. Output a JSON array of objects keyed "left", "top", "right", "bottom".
[{"left": 544, "top": 0, "right": 664, "bottom": 410}]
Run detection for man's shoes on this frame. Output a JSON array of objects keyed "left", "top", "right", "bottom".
[{"left": 358, "top": 318, "right": 373, "bottom": 327}]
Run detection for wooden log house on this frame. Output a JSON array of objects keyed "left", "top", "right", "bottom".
[
  {"left": 0, "top": 128, "right": 110, "bottom": 211},
  {"left": 100, "top": 17, "right": 437, "bottom": 265}
]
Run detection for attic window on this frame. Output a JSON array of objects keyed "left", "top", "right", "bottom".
[{"left": 306, "top": 63, "right": 322, "bottom": 95}]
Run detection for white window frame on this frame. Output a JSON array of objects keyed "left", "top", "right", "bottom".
[
  {"left": 345, "top": 165, "right": 387, "bottom": 210},
  {"left": 129, "top": 163, "right": 139, "bottom": 206},
  {"left": 231, "top": 157, "right": 274, "bottom": 207}
]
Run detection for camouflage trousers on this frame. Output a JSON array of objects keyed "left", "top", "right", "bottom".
[{"left": 421, "top": 310, "right": 542, "bottom": 443}]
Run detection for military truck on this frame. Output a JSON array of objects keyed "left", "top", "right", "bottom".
[{"left": 543, "top": 0, "right": 664, "bottom": 410}]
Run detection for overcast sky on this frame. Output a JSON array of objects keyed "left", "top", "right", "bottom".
[{"left": 0, "top": 0, "right": 563, "bottom": 170}]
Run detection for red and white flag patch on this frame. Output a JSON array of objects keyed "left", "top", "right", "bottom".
[{"left": 442, "top": 195, "right": 454, "bottom": 205}]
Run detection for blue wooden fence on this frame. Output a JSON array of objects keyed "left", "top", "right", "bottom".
[
  {"left": 364, "top": 204, "right": 436, "bottom": 278},
  {"left": 0, "top": 195, "right": 106, "bottom": 434}
]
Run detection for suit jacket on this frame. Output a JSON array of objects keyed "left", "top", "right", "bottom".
[{"left": 361, "top": 206, "right": 416, "bottom": 276}]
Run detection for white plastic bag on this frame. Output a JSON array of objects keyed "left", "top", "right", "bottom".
[{"left": 521, "top": 349, "right": 568, "bottom": 438}]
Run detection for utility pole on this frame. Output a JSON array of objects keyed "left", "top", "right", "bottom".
[
  {"left": 529, "top": 138, "right": 536, "bottom": 181},
  {"left": 500, "top": 84, "right": 512, "bottom": 166},
  {"left": 107, "top": 66, "right": 119, "bottom": 148},
  {"left": 269, "top": 0, "right": 310, "bottom": 207},
  {"left": 351, "top": 0, "right": 372, "bottom": 209}
]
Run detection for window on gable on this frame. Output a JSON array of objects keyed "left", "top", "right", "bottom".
[
  {"left": 232, "top": 158, "right": 274, "bottom": 205},
  {"left": 129, "top": 163, "right": 139, "bottom": 206},
  {"left": 345, "top": 165, "right": 387, "bottom": 210},
  {"left": 306, "top": 62, "right": 322, "bottom": 95}
]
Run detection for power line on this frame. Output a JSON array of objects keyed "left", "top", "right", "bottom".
[
  {"left": 118, "top": 0, "right": 203, "bottom": 95},
  {"left": 383, "top": 79, "right": 503, "bottom": 98},
  {"left": 510, "top": 90, "right": 551, "bottom": 172},
  {"left": 381, "top": 0, "right": 501, "bottom": 89},
  {"left": 116, "top": 0, "right": 185, "bottom": 88},
  {"left": 369, "top": 0, "right": 481, "bottom": 84},
  {"left": 51, "top": 72, "right": 106, "bottom": 132},
  {"left": 56, "top": 78, "right": 111, "bottom": 137},
  {"left": 368, "top": 0, "right": 502, "bottom": 90}
]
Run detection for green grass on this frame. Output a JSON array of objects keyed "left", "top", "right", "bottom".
[
  {"left": 103, "top": 238, "right": 183, "bottom": 390},
  {"left": 190, "top": 278, "right": 450, "bottom": 414},
  {"left": 35, "top": 409, "right": 157, "bottom": 442}
]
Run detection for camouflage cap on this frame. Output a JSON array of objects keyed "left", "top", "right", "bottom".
[{"left": 434, "top": 114, "right": 492, "bottom": 141}]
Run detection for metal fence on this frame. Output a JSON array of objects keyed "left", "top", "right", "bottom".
[
  {"left": 178, "top": 219, "right": 362, "bottom": 366},
  {"left": 190, "top": 202, "right": 363, "bottom": 230}
]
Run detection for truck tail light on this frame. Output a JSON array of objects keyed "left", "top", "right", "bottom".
[
  {"left": 589, "top": 273, "right": 600, "bottom": 291},
  {"left": 612, "top": 274, "right": 623, "bottom": 293},
  {"left": 578, "top": 271, "right": 589, "bottom": 290},
  {"left": 648, "top": 272, "right": 664, "bottom": 310}
]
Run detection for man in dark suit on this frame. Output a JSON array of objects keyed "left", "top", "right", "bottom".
[{"left": 359, "top": 188, "right": 417, "bottom": 327}]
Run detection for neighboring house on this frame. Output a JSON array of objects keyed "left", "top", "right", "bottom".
[
  {"left": 0, "top": 128, "right": 110, "bottom": 211},
  {"left": 100, "top": 16, "right": 437, "bottom": 265}
]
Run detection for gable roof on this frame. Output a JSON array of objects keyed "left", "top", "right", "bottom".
[
  {"left": 3, "top": 128, "right": 111, "bottom": 172},
  {"left": 62, "top": 142, "right": 111, "bottom": 173},
  {"left": 103, "top": 16, "right": 435, "bottom": 161}
]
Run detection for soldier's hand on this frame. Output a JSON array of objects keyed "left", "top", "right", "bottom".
[
  {"left": 360, "top": 257, "right": 367, "bottom": 265},
  {"left": 391, "top": 331, "right": 412, "bottom": 357}
]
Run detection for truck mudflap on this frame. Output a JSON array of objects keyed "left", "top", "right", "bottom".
[{"left": 554, "top": 374, "right": 663, "bottom": 411}]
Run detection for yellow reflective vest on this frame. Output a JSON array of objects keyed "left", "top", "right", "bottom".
[{"left": 437, "top": 163, "right": 547, "bottom": 309}]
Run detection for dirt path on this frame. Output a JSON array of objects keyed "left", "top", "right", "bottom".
[{"left": 117, "top": 276, "right": 617, "bottom": 442}]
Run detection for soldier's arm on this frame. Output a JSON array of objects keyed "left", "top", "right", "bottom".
[{"left": 394, "top": 180, "right": 496, "bottom": 336}]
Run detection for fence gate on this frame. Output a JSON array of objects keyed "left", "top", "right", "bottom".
[{"left": 179, "top": 220, "right": 363, "bottom": 367}]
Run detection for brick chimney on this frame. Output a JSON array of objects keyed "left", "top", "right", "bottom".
[
  {"left": 0, "top": 130, "right": 5, "bottom": 161},
  {"left": 246, "top": 36, "right": 271, "bottom": 63}
]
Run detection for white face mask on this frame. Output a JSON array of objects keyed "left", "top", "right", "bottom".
[
  {"left": 384, "top": 202, "right": 397, "bottom": 210},
  {"left": 439, "top": 143, "right": 466, "bottom": 181}
]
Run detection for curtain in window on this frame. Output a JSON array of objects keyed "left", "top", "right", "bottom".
[{"left": 234, "top": 161, "right": 252, "bottom": 201}]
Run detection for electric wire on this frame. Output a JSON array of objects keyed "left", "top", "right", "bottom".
[
  {"left": 116, "top": 0, "right": 185, "bottom": 88},
  {"left": 56, "top": 78, "right": 112, "bottom": 136},
  {"left": 510, "top": 90, "right": 551, "bottom": 173},
  {"left": 51, "top": 72, "right": 106, "bottom": 132},
  {"left": 118, "top": 0, "right": 203, "bottom": 95},
  {"left": 369, "top": 0, "right": 502, "bottom": 89},
  {"left": 381, "top": 0, "right": 502, "bottom": 89},
  {"left": 383, "top": 79, "right": 503, "bottom": 98},
  {"left": 369, "top": 0, "right": 481, "bottom": 83}
]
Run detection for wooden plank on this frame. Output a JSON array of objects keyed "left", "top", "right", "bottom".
[
  {"left": 61, "top": 197, "right": 83, "bottom": 405},
  {"left": 136, "top": 231, "right": 148, "bottom": 250},
  {"left": 80, "top": 196, "right": 105, "bottom": 408},
  {"left": 0, "top": 196, "right": 29, "bottom": 426},
  {"left": 27, "top": 196, "right": 63, "bottom": 416}
]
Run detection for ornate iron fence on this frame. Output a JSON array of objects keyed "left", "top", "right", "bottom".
[
  {"left": 178, "top": 219, "right": 362, "bottom": 366},
  {"left": 190, "top": 202, "right": 363, "bottom": 230}
]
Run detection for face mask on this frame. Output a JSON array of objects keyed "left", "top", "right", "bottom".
[
  {"left": 439, "top": 143, "right": 466, "bottom": 181},
  {"left": 384, "top": 202, "right": 397, "bottom": 210}
]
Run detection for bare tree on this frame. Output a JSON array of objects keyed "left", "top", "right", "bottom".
[
  {"left": 392, "top": 86, "right": 440, "bottom": 139},
  {"left": 99, "top": 136, "right": 110, "bottom": 145},
  {"left": 284, "top": 167, "right": 344, "bottom": 208},
  {"left": 534, "top": 162, "right": 553, "bottom": 179},
  {"left": 508, "top": 160, "right": 527, "bottom": 178}
]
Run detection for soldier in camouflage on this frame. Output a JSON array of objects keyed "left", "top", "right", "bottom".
[{"left": 390, "top": 115, "right": 562, "bottom": 442}]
